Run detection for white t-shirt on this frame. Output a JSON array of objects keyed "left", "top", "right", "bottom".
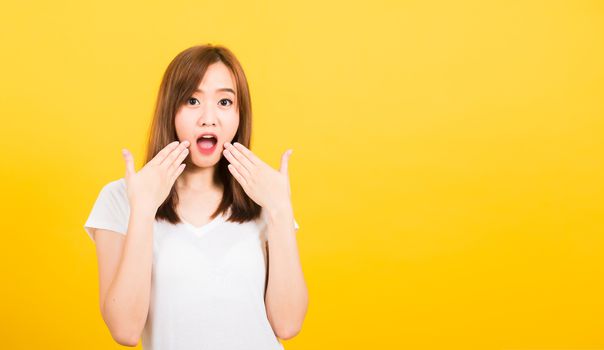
[{"left": 84, "top": 178, "right": 299, "bottom": 350}]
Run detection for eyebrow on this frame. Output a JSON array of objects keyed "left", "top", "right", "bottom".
[{"left": 194, "top": 88, "right": 236, "bottom": 95}]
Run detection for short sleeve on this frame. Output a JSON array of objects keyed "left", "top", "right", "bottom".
[{"left": 84, "top": 178, "right": 130, "bottom": 242}]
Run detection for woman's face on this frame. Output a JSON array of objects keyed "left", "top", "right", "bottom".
[{"left": 175, "top": 61, "right": 240, "bottom": 168}]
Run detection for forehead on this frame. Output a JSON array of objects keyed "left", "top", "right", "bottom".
[{"left": 197, "top": 61, "right": 236, "bottom": 92}]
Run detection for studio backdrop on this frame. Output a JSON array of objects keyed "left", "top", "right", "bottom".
[{"left": 0, "top": 0, "right": 602, "bottom": 349}]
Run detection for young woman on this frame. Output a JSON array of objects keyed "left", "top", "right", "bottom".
[{"left": 84, "top": 44, "right": 308, "bottom": 349}]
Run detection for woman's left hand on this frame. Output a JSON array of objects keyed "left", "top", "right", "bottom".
[{"left": 222, "top": 142, "right": 293, "bottom": 213}]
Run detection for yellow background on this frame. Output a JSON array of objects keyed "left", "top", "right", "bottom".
[{"left": 0, "top": 0, "right": 602, "bottom": 349}]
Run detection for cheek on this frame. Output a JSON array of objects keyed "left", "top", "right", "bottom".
[
  {"left": 227, "top": 111, "right": 240, "bottom": 133},
  {"left": 173, "top": 118, "right": 185, "bottom": 139},
  {"left": 174, "top": 111, "right": 196, "bottom": 138}
]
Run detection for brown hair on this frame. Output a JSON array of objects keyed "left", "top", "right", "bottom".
[{"left": 144, "top": 44, "right": 261, "bottom": 225}]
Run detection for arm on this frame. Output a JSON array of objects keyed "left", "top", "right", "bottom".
[
  {"left": 97, "top": 207, "right": 155, "bottom": 346},
  {"left": 219, "top": 142, "right": 307, "bottom": 338},
  {"left": 264, "top": 205, "right": 309, "bottom": 340}
]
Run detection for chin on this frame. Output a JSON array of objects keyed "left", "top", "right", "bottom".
[{"left": 187, "top": 154, "right": 222, "bottom": 169}]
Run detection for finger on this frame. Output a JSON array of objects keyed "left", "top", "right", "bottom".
[
  {"left": 160, "top": 140, "right": 190, "bottom": 167},
  {"left": 223, "top": 148, "right": 251, "bottom": 178},
  {"left": 149, "top": 141, "right": 180, "bottom": 166},
  {"left": 227, "top": 164, "right": 248, "bottom": 187},
  {"left": 224, "top": 143, "right": 255, "bottom": 174},
  {"left": 122, "top": 148, "right": 135, "bottom": 177},
  {"left": 279, "top": 149, "right": 292, "bottom": 175},
  {"left": 232, "top": 142, "right": 262, "bottom": 166},
  {"left": 170, "top": 163, "right": 186, "bottom": 184},
  {"left": 280, "top": 149, "right": 293, "bottom": 197},
  {"left": 168, "top": 146, "right": 189, "bottom": 177}
]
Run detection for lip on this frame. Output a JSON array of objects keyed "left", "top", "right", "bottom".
[{"left": 195, "top": 132, "right": 219, "bottom": 155}]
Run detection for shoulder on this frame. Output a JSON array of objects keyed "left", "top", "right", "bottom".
[
  {"left": 101, "top": 177, "right": 126, "bottom": 195},
  {"left": 99, "top": 177, "right": 129, "bottom": 207},
  {"left": 102, "top": 177, "right": 126, "bottom": 192},
  {"left": 84, "top": 177, "right": 130, "bottom": 239}
]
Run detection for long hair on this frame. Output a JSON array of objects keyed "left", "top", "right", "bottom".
[{"left": 144, "top": 44, "right": 261, "bottom": 225}]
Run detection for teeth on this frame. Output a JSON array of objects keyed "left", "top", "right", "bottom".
[{"left": 201, "top": 135, "right": 215, "bottom": 139}]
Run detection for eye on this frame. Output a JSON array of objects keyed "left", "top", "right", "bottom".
[
  {"left": 219, "top": 98, "right": 233, "bottom": 107},
  {"left": 187, "top": 97, "right": 200, "bottom": 106}
]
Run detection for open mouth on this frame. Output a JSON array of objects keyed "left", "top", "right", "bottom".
[
  {"left": 196, "top": 133, "right": 218, "bottom": 154},
  {"left": 197, "top": 136, "right": 217, "bottom": 149}
]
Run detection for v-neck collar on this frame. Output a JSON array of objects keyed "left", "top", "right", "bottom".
[{"left": 180, "top": 212, "right": 225, "bottom": 235}]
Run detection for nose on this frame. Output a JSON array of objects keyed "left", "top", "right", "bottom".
[{"left": 196, "top": 103, "right": 218, "bottom": 127}]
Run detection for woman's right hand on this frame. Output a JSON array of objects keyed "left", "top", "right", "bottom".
[{"left": 121, "top": 140, "right": 190, "bottom": 214}]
